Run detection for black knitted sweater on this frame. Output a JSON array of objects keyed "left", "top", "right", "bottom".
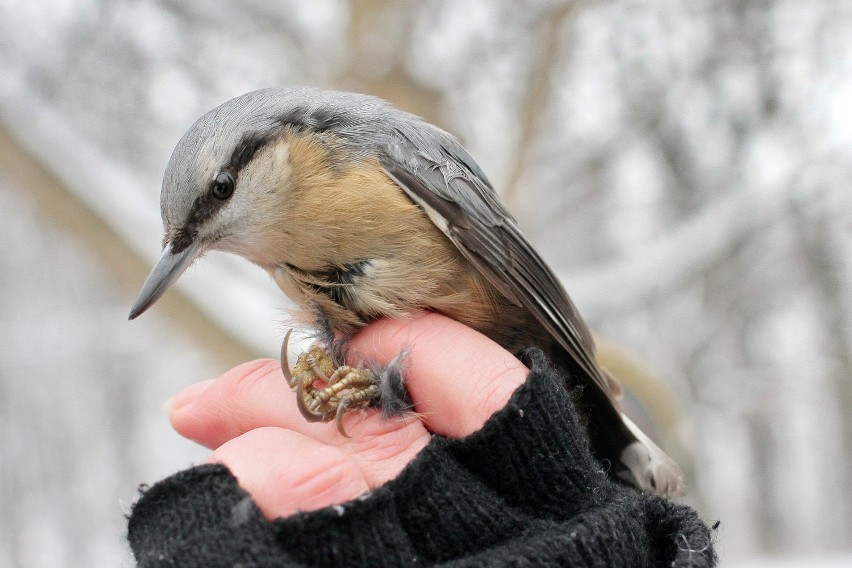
[{"left": 127, "top": 350, "right": 716, "bottom": 567}]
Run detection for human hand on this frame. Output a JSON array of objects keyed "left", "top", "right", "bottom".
[{"left": 165, "top": 312, "right": 528, "bottom": 519}]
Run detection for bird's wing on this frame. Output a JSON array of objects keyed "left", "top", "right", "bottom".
[{"left": 379, "top": 133, "right": 617, "bottom": 402}]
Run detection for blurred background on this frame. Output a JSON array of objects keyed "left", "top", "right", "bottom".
[{"left": 1, "top": 0, "right": 850, "bottom": 566}]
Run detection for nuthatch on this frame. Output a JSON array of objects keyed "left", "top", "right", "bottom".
[{"left": 129, "top": 87, "right": 682, "bottom": 496}]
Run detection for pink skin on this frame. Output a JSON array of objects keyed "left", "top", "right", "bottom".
[{"left": 166, "top": 312, "right": 529, "bottom": 519}]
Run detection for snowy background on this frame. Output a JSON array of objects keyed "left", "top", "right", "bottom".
[{"left": 1, "top": 1, "right": 850, "bottom": 566}]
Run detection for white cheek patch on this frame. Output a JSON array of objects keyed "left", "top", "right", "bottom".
[
  {"left": 222, "top": 141, "right": 293, "bottom": 231},
  {"left": 240, "top": 141, "right": 292, "bottom": 196}
]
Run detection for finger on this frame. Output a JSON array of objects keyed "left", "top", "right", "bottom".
[
  {"left": 347, "top": 312, "right": 528, "bottom": 438},
  {"left": 167, "top": 359, "right": 331, "bottom": 450},
  {"left": 209, "top": 427, "right": 369, "bottom": 519},
  {"left": 168, "top": 358, "right": 431, "bottom": 486}
]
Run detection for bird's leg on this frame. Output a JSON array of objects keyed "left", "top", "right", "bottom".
[{"left": 279, "top": 329, "right": 381, "bottom": 437}]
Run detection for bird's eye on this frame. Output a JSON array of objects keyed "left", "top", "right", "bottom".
[{"left": 210, "top": 172, "right": 235, "bottom": 200}]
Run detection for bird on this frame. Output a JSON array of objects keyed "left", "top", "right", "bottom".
[{"left": 128, "top": 87, "right": 683, "bottom": 497}]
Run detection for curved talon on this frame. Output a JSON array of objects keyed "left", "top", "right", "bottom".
[
  {"left": 280, "top": 329, "right": 294, "bottom": 387},
  {"left": 296, "top": 378, "right": 327, "bottom": 422},
  {"left": 335, "top": 399, "right": 352, "bottom": 438}
]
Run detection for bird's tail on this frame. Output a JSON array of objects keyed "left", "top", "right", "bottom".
[
  {"left": 553, "top": 350, "right": 684, "bottom": 497},
  {"left": 616, "top": 413, "right": 683, "bottom": 497}
]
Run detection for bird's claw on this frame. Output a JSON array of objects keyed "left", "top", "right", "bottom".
[{"left": 280, "top": 331, "right": 380, "bottom": 437}]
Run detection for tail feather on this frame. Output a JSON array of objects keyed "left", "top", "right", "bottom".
[{"left": 617, "top": 413, "right": 684, "bottom": 497}]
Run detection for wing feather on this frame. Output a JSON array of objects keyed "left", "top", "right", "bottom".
[{"left": 378, "top": 135, "right": 616, "bottom": 401}]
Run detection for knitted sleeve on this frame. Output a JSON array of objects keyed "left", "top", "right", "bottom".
[{"left": 127, "top": 350, "right": 716, "bottom": 567}]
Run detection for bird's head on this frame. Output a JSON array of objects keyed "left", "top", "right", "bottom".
[{"left": 128, "top": 87, "right": 399, "bottom": 319}]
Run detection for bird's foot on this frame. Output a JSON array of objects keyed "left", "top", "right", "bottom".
[{"left": 280, "top": 330, "right": 380, "bottom": 437}]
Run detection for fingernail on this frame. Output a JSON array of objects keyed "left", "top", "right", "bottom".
[{"left": 163, "top": 379, "right": 215, "bottom": 415}]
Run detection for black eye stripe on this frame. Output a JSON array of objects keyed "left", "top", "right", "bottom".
[
  {"left": 174, "top": 127, "right": 280, "bottom": 250},
  {"left": 175, "top": 172, "right": 232, "bottom": 250},
  {"left": 226, "top": 129, "right": 279, "bottom": 172}
]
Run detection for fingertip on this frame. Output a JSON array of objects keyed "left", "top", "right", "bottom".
[
  {"left": 167, "top": 358, "right": 283, "bottom": 447},
  {"left": 164, "top": 379, "right": 215, "bottom": 415}
]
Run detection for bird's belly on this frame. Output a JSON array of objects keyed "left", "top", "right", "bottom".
[
  {"left": 270, "top": 258, "right": 449, "bottom": 335},
  {"left": 271, "top": 255, "right": 549, "bottom": 358}
]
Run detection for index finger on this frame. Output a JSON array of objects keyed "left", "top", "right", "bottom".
[{"left": 347, "top": 312, "right": 528, "bottom": 438}]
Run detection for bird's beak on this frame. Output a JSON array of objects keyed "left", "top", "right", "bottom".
[{"left": 128, "top": 240, "right": 205, "bottom": 320}]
